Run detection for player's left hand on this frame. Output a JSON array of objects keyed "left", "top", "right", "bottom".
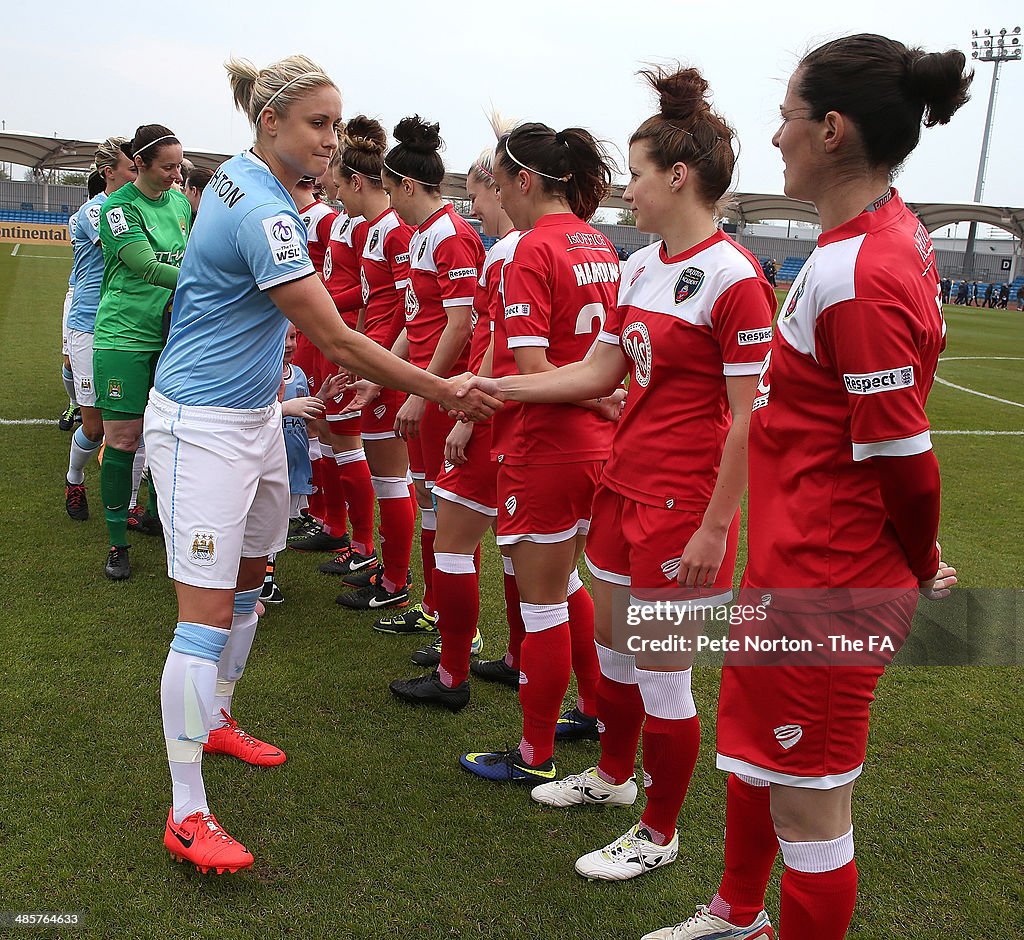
[
  {"left": 677, "top": 524, "right": 728, "bottom": 588},
  {"left": 444, "top": 420, "right": 474, "bottom": 465},
  {"left": 919, "top": 541, "right": 957, "bottom": 600},
  {"left": 395, "top": 394, "right": 426, "bottom": 440}
]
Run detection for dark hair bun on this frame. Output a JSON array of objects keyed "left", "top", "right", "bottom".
[
  {"left": 344, "top": 115, "right": 387, "bottom": 153},
  {"left": 639, "top": 66, "right": 711, "bottom": 127},
  {"left": 907, "top": 49, "right": 972, "bottom": 127},
  {"left": 393, "top": 115, "right": 443, "bottom": 154}
]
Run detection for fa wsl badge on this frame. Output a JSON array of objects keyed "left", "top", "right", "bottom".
[{"left": 674, "top": 266, "right": 704, "bottom": 304}]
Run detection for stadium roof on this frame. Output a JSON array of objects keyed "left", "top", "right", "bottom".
[
  {"left": 4, "top": 132, "right": 1021, "bottom": 238},
  {"left": 0, "top": 132, "right": 230, "bottom": 175}
]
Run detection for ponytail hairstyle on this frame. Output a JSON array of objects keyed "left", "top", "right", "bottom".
[
  {"left": 382, "top": 115, "right": 445, "bottom": 191},
  {"left": 467, "top": 109, "right": 517, "bottom": 188},
  {"left": 495, "top": 122, "right": 615, "bottom": 221},
  {"left": 225, "top": 54, "right": 337, "bottom": 132},
  {"left": 86, "top": 170, "right": 105, "bottom": 198},
  {"left": 128, "top": 125, "right": 179, "bottom": 168},
  {"left": 340, "top": 115, "right": 388, "bottom": 187},
  {"left": 93, "top": 135, "right": 131, "bottom": 181},
  {"left": 630, "top": 66, "right": 737, "bottom": 208},
  {"left": 798, "top": 34, "right": 973, "bottom": 174}
]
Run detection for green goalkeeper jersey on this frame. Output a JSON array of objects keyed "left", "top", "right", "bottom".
[{"left": 94, "top": 183, "right": 191, "bottom": 351}]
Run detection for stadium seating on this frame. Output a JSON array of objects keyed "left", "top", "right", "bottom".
[
  {"left": 776, "top": 256, "right": 807, "bottom": 283},
  {"left": 0, "top": 209, "right": 72, "bottom": 224}
]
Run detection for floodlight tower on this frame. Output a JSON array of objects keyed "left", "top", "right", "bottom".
[{"left": 963, "top": 26, "right": 1021, "bottom": 278}]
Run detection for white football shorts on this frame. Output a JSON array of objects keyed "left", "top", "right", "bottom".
[
  {"left": 67, "top": 329, "right": 97, "bottom": 406},
  {"left": 144, "top": 389, "right": 289, "bottom": 589}
]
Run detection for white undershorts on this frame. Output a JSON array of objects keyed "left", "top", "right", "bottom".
[
  {"left": 61, "top": 285, "right": 74, "bottom": 355},
  {"left": 67, "top": 329, "right": 97, "bottom": 406},
  {"left": 144, "top": 389, "right": 289, "bottom": 589}
]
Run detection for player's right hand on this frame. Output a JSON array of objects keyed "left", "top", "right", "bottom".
[{"left": 340, "top": 379, "right": 382, "bottom": 413}]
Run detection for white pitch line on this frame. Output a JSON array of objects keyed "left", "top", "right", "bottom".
[
  {"left": 10, "top": 243, "right": 19, "bottom": 256},
  {"left": 939, "top": 356, "right": 1024, "bottom": 361},
  {"left": 0, "top": 418, "right": 55, "bottom": 425},
  {"left": 10, "top": 253, "right": 68, "bottom": 260},
  {"left": 933, "top": 376, "right": 1024, "bottom": 409},
  {"left": 932, "top": 430, "right": 1024, "bottom": 436}
]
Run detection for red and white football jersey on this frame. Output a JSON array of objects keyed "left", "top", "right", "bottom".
[
  {"left": 746, "top": 189, "right": 945, "bottom": 597},
  {"left": 298, "top": 199, "right": 338, "bottom": 276},
  {"left": 360, "top": 208, "right": 412, "bottom": 348},
  {"left": 470, "top": 231, "right": 520, "bottom": 374},
  {"left": 491, "top": 212, "right": 619, "bottom": 466},
  {"left": 324, "top": 212, "right": 367, "bottom": 327},
  {"left": 601, "top": 230, "right": 775, "bottom": 511},
  {"left": 405, "top": 204, "right": 484, "bottom": 371}
]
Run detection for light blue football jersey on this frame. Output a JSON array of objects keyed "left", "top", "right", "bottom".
[
  {"left": 282, "top": 364, "right": 314, "bottom": 496},
  {"left": 66, "top": 193, "right": 107, "bottom": 333},
  {"left": 155, "top": 151, "right": 315, "bottom": 409}
]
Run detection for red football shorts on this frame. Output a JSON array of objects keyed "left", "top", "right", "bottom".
[
  {"left": 495, "top": 460, "right": 601, "bottom": 545},
  {"left": 715, "top": 589, "right": 918, "bottom": 788},
  {"left": 432, "top": 421, "right": 497, "bottom": 515},
  {"left": 360, "top": 387, "right": 406, "bottom": 440},
  {"left": 584, "top": 482, "right": 738, "bottom": 606}
]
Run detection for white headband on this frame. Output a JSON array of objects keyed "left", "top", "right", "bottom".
[
  {"left": 504, "top": 140, "right": 571, "bottom": 183},
  {"left": 134, "top": 134, "right": 176, "bottom": 157},
  {"left": 262, "top": 71, "right": 323, "bottom": 114},
  {"left": 382, "top": 156, "right": 440, "bottom": 189},
  {"left": 344, "top": 162, "right": 381, "bottom": 181}
]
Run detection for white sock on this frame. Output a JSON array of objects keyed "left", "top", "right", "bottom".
[
  {"left": 67, "top": 426, "right": 102, "bottom": 485},
  {"left": 62, "top": 364, "right": 76, "bottom": 404},
  {"left": 161, "top": 624, "right": 229, "bottom": 823},
  {"left": 212, "top": 612, "right": 258, "bottom": 724},
  {"left": 130, "top": 444, "right": 146, "bottom": 509}
]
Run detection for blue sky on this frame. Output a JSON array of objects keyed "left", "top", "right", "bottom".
[{"left": 2, "top": 0, "right": 1021, "bottom": 210}]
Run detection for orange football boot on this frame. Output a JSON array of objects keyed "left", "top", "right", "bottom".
[
  {"left": 164, "top": 809, "right": 253, "bottom": 874},
  {"left": 203, "top": 710, "right": 286, "bottom": 766}
]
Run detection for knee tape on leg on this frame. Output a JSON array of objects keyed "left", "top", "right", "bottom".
[
  {"left": 778, "top": 828, "right": 855, "bottom": 873},
  {"left": 372, "top": 476, "right": 411, "bottom": 500},
  {"left": 435, "top": 552, "right": 476, "bottom": 575},
  {"left": 420, "top": 509, "right": 437, "bottom": 532},
  {"left": 521, "top": 601, "right": 569, "bottom": 634},
  {"left": 635, "top": 667, "right": 697, "bottom": 720},
  {"left": 567, "top": 568, "right": 584, "bottom": 595},
  {"left": 502, "top": 556, "right": 515, "bottom": 577},
  {"left": 596, "top": 643, "right": 638, "bottom": 685},
  {"left": 335, "top": 448, "right": 367, "bottom": 466}
]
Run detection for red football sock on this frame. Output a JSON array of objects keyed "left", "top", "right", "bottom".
[
  {"left": 419, "top": 510, "right": 436, "bottom": 615},
  {"left": 567, "top": 581, "right": 599, "bottom": 715},
  {"left": 335, "top": 453, "right": 375, "bottom": 554},
  {"left": 503, "top": 567, "right": 524, "bottom": 671},
  {"left": 639, "top": 714, "right": 701, "bottom": 842},
  {"left": 308, "top": 457, "right": 325, "bottom": 521},
  {"left": 320, "top": 456, "right": 348, "bottom": 537},
  {"left": 378, "top": 495, "right": 414, "bottom": 592},
  {"left": 518, "top": 620, "right": 571, "bottom": 765},
  {"left": 595, "top": 675, "right": 644, "bottom": 785},
  {"left": 711, "top": 775, "right": 778, "bottom": 927},
  {"left": 435, "top": 554, "right": 479, "bottom": 687},
  {"left": 781, "top": 860, "right": 858, "bottom": 940}
]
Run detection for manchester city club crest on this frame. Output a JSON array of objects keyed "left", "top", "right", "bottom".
[
  {"left": 189, "top": 531, "right": 216, "bottom": 566},
  {"left": 674, "top": 266, "right": 704, "bottom": 304}
]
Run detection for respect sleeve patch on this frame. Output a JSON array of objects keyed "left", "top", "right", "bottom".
[{"left": 843, "top": 366, "right": 915, "bottom": 395}]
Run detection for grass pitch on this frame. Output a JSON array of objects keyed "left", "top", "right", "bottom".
[{"left": 0, "top": 244, "right": 1021, "bottom": 939}]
